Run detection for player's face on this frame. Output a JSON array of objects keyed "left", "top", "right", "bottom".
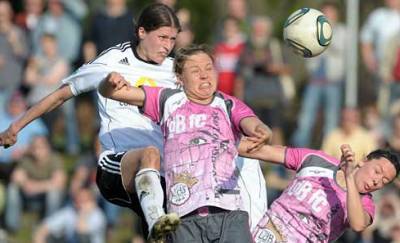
[
  {"left": 137, "top": 26, "right": 178, "bottom": 64},
  {"left": 355, "top": 157, "right": 397, "bottom": 193},
  {"left": 180, "top": 53, "right": 218, "bottom": 104}
]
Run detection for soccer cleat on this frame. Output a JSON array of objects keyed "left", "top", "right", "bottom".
[{"left": 150, "top": 213, "right": 180, "bottom": 242}]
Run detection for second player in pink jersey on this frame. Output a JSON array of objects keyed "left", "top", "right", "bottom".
[{"left": 239, "top": 141, "right": 400, "bottom": 242}]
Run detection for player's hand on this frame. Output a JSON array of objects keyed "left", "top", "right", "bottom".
[
  {"left": 245, "top": 124, "right": 271, "bottom": 152},
  {"left": 238, "top": 136, "right": 257, "bottom": 154},
  {"left": 0, "top": 124, "right": 18, "bottom": 148},
  {"left": 340, "top": 144, "right": 358, "bottom": 178},
  {"left": 106, "top": 72, "right": 130, "bottom": 91}
]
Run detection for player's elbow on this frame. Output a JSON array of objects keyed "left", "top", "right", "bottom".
[{"left": 350, "top": 221, "right": 369, "bottom": 232}]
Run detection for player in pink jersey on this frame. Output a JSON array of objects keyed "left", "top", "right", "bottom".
[
  {"left": 239, "top": 140, "right": 400, "bottom": 243},
  {"left": 99, "top": 44, "right": 271, "bottom": 243}
]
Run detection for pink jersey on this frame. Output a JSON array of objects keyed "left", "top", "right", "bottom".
[
  {"left": 254, "top": 148, "right": 375, "bottom": 243},
  {"left": 142, "top": 86, "right": 256, "bottom": 217}
]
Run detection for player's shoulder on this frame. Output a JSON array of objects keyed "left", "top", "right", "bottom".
[
  {"left": 92, "top": 42, "right": 133, "bottom": 64},
  {"left": 289, "top": 148, "right": 339, "bottom": 164}
]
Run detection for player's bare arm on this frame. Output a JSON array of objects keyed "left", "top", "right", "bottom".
[
  {"left": 341, "top": 144, "right": 372, "bottom": 232},
  {"left": 0, "top": 84, "right": 73, "bottom": 148},
  {"left": 98, "top": 72, "right": 146, "bottom": 107},
  {"left": 238, "top": 139, "right": 286, "bottom": 164}
]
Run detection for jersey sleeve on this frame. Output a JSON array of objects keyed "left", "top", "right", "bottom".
[
  {"left": 361, "top": 193, "right": 376, "bottom": 223},
  {"left": 228, "top": 96, "right": 256, "bottom": 132},
  {"left": 284, "top": 147, "right": 320, "bottom": 171},
  {"left": 62, "top": 62, "right": 112, "bottom": 96},
  {"left": 141, "top": 86, "right": 163, "bottom": 123}
]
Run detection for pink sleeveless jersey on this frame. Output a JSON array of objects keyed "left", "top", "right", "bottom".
[
  {"left": 141, "top": 86, "right": 256, "bottom": 217},
  {"left": 254, "top": 148, "right": 375, "bottom": 243}
]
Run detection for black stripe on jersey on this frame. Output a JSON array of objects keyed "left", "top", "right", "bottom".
[
  {"left": 298, "top": 155, "right": 337, "bottom": 171},
  {"left": 158, "top": 88, "right": 182, "bottom": 121},
  {"left": 215, "top": 92, "right": 233, "bottom": 124},
  {"left": 88, "top": 42, "right": 131, "bottom": 64}
]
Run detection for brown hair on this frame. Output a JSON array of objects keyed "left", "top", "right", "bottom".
[
  {"left": 173, "top": 44, "right": 214, "bottom": 75},
  {"left": 134, "top": 3, "right": 181, "bottom": 44}
]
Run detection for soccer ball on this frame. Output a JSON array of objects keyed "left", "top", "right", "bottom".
[{"left": 283, "top": 8, "right": 332, "bottom": 58}]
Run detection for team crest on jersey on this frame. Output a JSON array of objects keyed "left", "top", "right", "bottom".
[
  {"left": 254, "top": 228, "right": 276, "bottom": 243},
  {"left": 134, "top": 77, "right": 157, "bottom": 87},
  {"left": 170, "top": 172, "right": 198, "bottom": 205}
]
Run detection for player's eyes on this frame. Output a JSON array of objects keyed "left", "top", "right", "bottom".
[{"left": 189, "top": 137, "right": 207, "bottom": 145}]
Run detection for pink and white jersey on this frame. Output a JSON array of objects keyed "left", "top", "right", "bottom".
[
  {"left": 254, "top": 148, "right": 375, "bottom": 243},
  {"left": 141, "top": 86, "right": 256, "bottom": 217}
]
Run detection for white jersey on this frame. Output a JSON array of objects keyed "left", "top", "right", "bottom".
[{"left": 62, "top": 41, "right": 177, "bottom": 153}]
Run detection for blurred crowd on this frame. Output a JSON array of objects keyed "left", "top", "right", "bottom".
[{"left": 0, "top": 0, "right": 400, "bottom": 242}]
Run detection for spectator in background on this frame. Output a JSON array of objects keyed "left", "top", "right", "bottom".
[
  {"left": 214, "top": 0, "right": 250, "bottom": 43},
  {"left": 363, "top": 192, "right": 400, "bottom": 243},
  {"left": 236, "top": 15, "right": 291, "bottom": 145},
  {"left": 322, "top": 107, "right": 377, "bottom": 162},
  {"left": 24, "top": 32, "right": 78, "bottom": 154},
  {"left": 361, "top": 0, "right": 400, "bottom": 113},
  {"left": 363, "top": 104, "right": 386, "bottom": 148},
  {"left": 380, "top": 31, "right": 400, "bottom": 135},
  {"left": 83, "top": 0, "right": 134, "bottom": 62},
  {"left": 0, "top": 91, "right": 47, "bottom": 182},
  {"left": 291, "top": 1, "right": 346, "bottom": 148},
  {"left": 0, "top": 0, "right": 29, "bottom": 109},
  {"left": 32, "top": 0, "right": 81, "bottom": 63},
  {"left": 173, "top": 8, "right": 194, "bottom": 53},
  {"left": 390, "top": 222, "right": 400, "bottom": 243},
  {"left": 214, "top": 16, "right": 246, "bottom": 95},
  {"left": 382, "top": 113, "right": 400, "bottom": 191},
  {"left": 24, "top": 33, "right": 69, "bottom": 107},
  {"left": 5, "top": 135, "right": 66, "bottom": 232},
  {"left": 384, "top": 113, "right": 400, "bottom": 154},
  {"left": 33, "top": 187, "right": 106, "bottom": 243},
  {"left": 69, "top": 136, "right": 121, "bottom": 239},
  {"left": 174, "top": 23, "right": 194, "bottom": 50},
  {"left": 14, "top": 0, "right": 45, "bottom": 35}
]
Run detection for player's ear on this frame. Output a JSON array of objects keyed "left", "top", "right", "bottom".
[
  {"left": 176, "top": 74, "right": 184, "bottom": 86},
  {"left": 138, "top": 27, "right": 146, "bottom": 40}
]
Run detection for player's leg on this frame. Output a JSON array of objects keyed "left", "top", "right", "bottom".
[
  {"left": 96, "top": 148, "right": 179, "bottom": 241},
  {"left": 120, "top": 146, "right": 180, "bottom": 240}
]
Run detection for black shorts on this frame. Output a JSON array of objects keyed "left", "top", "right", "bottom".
[{"left": 96, "top": 152, "right": 166, "bottom": 234}]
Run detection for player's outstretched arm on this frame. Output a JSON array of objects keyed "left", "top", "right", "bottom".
[
  {"left": 238, "top": 138, "right": 286, "bottom": 164},
  {"left": 0, "top": 84, "right": 73, "bottom": 148},
  {"left": 98, "top": 72, "right": 145, "bottom": 107},
  {"left": 341, "top": 144, "right": 372, "bottom": 232}
]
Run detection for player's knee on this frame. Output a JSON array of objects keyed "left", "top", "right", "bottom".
[{"left": 141, "top": 146, "right": 161, "bottom": 170}]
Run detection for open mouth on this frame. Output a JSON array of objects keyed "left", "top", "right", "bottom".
[{"left": 199, "top": 83, "right": 211, "bottom": 89}]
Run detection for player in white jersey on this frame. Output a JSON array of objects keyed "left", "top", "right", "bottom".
[
  {"left": 0, "top": 3, "right": 267, "bottom": 240},
  {"left": 0, "top": 3, "right": 181, "bottom": 241}
]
